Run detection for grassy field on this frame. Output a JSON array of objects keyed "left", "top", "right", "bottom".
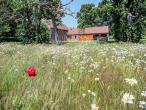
[{"left": 0, "top": 42, "right": 146, "bottom": 110}]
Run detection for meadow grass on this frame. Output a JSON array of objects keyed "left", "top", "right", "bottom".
[{"left": 0, "top": 42, "right": 146, "bottom": 110}]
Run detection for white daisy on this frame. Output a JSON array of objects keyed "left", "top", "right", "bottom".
[
  {"left": 88, "top": 90, "right": 91, "bottom": 93},
  {"left": 139, "top": 101, "right": 146, "bottom": 108},
  {"left": 95, "top": 77, "right": 99, "bottom": 81},
  {"left": 91, "top": 104, "right": 99, "bottom": 110},
  {"left": 82, "top": 93, "right": 86, "bottom": 97},
  {"left": 121, "top": 93, "right": 135, "bottom": 104},
  {"left": 125, "top": 78, "right": 138, "bottom": 86}
]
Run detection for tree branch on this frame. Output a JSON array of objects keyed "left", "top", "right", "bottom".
[{"left": 62, "top": 0, "right": 74, "bottom": 7}]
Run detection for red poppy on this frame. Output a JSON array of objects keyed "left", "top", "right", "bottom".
[{"left": 25, "top": 67, "right": 36, "bottom": 77}]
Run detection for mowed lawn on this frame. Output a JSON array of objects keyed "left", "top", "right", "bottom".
[{"left": 0, "top": 42, "right": 146, "bottom": 110}]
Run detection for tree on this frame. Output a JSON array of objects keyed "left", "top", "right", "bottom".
[
  {"left": 96, "top": 2, "right": 113, "bottom": 26},
  {"left": 11, "top": 0, "right": 51, "bottom": 43},
  {"left": 76, "top": 4, "right": 96, "bottom": 28},
  {"left": 39, "top": 0, "right": 64, "bottom": 45},
  {"left": 76, "top": 2, "right": 113, "bottom": 28},
  {"left": 0, "top": 0, "right": 16, "bottom": 39},
  {"left": 111, "top": 0, "right": 146, "bottom": 42}
]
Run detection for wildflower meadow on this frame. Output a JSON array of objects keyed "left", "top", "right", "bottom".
[{"left": 0, "top": 42, "right": 146, "bottom": 110}]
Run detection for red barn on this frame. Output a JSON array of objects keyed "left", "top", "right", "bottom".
[
  {"left": 67, "top": 26, "right": 109, "bottom": 41},
  {"left": 47, "top": 20, "right": 109, "bottom": 42}
]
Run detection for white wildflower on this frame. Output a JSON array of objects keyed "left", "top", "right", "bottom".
[
  {"left": 91, "top": 104, "right": 99, "bottom": 110},
  {"left": 88, "top": 69, "right": 93, "bottom": 73},
  {"left": 141, "top": 91, "right": 146, "bottom": 96},
  {"left": 91, "top": 92, "right": 96, "bottom": 97},
  {"left": 88, "top": 90, "right": 91, "bottom": 93},
  {"left": 90, "top": 62, "right": 98, "bottom": 69},
  {"left": 82, "top": 93, "right": 86, "bottom": 97},
  {"left": 95, "top": 78, "right": 99, "bottom": 81},
  {"left": 112, "top": 48, "right": 116, "bottom": 51},
  {"left": 139, "top": 101, "right": 146, "bottom": 108},
  {"left": 125, "top": 78, "right": 138, "bottom": 86},
  {"left": 67, "top": 77, "right": 71, "bottom": 80},
  {"left": 121, "top": 93, "right": 135, "bottom": 104},
  {"left": 65, "top": 70, "right": 68, "bottom": 74}
]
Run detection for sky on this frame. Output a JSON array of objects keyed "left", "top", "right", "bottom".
[{"left": 61, "top": 0, "right": 101, "bottom": 28}]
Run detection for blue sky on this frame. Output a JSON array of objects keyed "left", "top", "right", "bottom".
[{"left": 61, "top": 0, "right": 101, "bottom": 28}]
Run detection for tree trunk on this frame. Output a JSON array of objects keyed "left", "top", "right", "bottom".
[
  {"left": 35, "top": 18, "right": 41, "bottom": 43},
  {"left": 52, "top": 19, "right": 61, "bottom": 45}
]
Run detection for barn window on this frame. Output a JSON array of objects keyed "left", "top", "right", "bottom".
[{"left": 101, "top": 34, "right": 107, "bottom": 37}]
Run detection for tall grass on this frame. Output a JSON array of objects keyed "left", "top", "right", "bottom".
[{"left": 0, "top": 42, "right": 146, "bottom": 110}]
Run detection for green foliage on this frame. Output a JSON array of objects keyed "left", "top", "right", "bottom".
[
  {"left": 0, "top": 0, "right": 16, "bottom": 38},
  {"left": 0, "top": 0, "right": 10, "bottom": 34},
  {"left": 97, "top": 3, "right": 113, "bottom": 26},
  {"left": 16, "top": 19, "right": 51, "bottom": 44},
  {"left": 76, "top": 2, "right": 112, "bottom": 28},
  {"left": 35, "top": 19, "right": 51, "bottom": 44},
  {"left": 39, "top": 0, "right": 64, "bottom": 21},
  {"left": 111, "top": 0, "right": 146, "bottom": 42},
  {"left": 76, "top": 4, "right": 96, "bottom": 28},
  {"left": 12, "top": 0, "right": 40, "bottom": 43}
]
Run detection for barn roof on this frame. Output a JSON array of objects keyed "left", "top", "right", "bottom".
[{"left": 68, "top": 26, "right": 109, "bottom": 35}]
